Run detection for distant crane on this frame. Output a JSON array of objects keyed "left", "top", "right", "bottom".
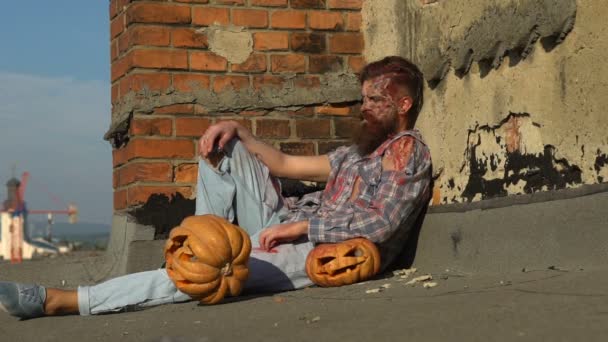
[{"left": 15, "top": 172, "right": 79, "bottom": 239}]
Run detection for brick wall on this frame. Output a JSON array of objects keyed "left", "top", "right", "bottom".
[{"left": 108, "top": 0, "right": 364, "bottom": 214}]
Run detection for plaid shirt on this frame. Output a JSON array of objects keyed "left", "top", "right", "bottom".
[{"left": 285, "top": 129, "right": 432, "bottom": 268}]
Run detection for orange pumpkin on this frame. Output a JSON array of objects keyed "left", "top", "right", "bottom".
[
  {"left": 305, "top": 238, "right": 381, "bottom": 287},
  {"left": 164, "top": 215, "right": 252, "bottom": 304}
]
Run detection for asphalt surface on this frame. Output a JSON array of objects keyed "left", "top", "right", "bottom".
[{"left": 1, "top": 252, "right": 608, "bottom": 342}]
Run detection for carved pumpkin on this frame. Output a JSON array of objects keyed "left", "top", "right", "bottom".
[
  {"left": 305, "top": 238, "right": 381, "bottom": 287},
  {"left": 164, "top": 215, "right": 252, "bottom": 304}
]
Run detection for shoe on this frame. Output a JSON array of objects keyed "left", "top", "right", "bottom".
[{"left": 0, "top": 282, "right": 46, "bottom": 319}]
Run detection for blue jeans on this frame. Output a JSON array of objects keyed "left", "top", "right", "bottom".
[{"left": 78, "top": 140, "right": 314, "bottom": 315}]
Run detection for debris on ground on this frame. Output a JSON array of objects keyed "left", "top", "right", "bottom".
[
  {"left": 422, "top": 282, "right": 438, "bottom": 289},
  {"left": 405, "top": 274, "right": 433, "bottom": 286}
]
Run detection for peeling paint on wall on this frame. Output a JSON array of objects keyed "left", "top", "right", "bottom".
[
  {"left": 365, "top": 0, "right": 577, "bottom": 86},
  {"left": 595, "top": 151, "right": 608, "bottom": 183},
  {"left": 202, "top": 25, "right": 253, "bottom": 64},
  {"left": 449, "top": 113, "right": 582, "bottom": 203},
  {"left": 130, "top": 193, "right": 195, "bottom": 239}
]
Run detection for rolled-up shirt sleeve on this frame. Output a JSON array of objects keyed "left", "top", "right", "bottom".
[{"left": 308, "top": 139, "right": 432, "bottom": 244}]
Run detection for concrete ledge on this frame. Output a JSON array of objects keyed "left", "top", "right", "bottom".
[
  {"left": 413, "top": 190, "right": 608, "bottom": 274},
  {"left": 114, "top": 187, "right": 608, "bottom": 277}
]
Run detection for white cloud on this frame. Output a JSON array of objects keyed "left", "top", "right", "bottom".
[{"left": 0, "top": 71, "right": 112, "bottom": 224}]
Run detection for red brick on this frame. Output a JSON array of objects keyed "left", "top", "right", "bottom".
[
  {"left": 126, "top": 3, "right": 191, "bottom": 25},
  {"left": 174, "top": 0, "right": 210, "bottom": 3},
  {"left": 291, "top": 0, "right": 326, "bottom": 9},
  {"left": 172, "top": 28, "right": 208, "bottom": 48},
  {"left": 251, "top": 0, "right": 287, "bottom": 7},
  {"left": 309, "top": 55, "right": 343, "bottom": 73},
  {"left": 334, "top": 117, "right": 359, "bottom": 138},
  {"left": 256, "top": 119, "right": 291, "bottom": 138},
  {"left": 119, "top": 72, "right": 171, "bottom": 96},
  {"left": 129, "top": 117, "right": 173, "bottom": 136},
  {"left": 327, "top": 0, "right": 362, "bottom": 9},
  {"left": 271, "top": 11, "right": 306, "bottom": 29},
  {"left": 113, "top": 169, "right": 119, "bottom": 188},
  {"left": 309, "top": 11, "right": 343, "bottom": 30},
  {"left": 192, "top": 7, "right": 230, "bottom": 26},
  {"left": 119, "top": 162, "right": 173, "bottom": 186},
  {"left": 232, "top": 9, "right": 268, "bottom": 28},
  {"left": 213, "top": 75, "right": 250, "bottom": 92},
  {"left": 110, "top": 13, "right": 125, "bottom": 39},
  {"left": 190, "top": 51, "right": 227, "bottom": 71},
  {"left": 291, "top": 32, "right": 325, "bottom": 53},
  {"left": 253, "top": 75, "right": 286, "bottom": 91},
  {"left": 271, "top": 54, "right": 306, "bottom": 73},
  {"left": 294, "top": 75, "right": 321, "bottom": 89},
  {"left": 286, "top": 107, "right": 315, "bottom": 116},
  {"left": 253, "top": 32, "right": 289, "bottom": 51},
  {"left": 296, "top": 119, "right": 331, "bottom": 138},
  {"left": 329, "top": 33, "right": 364, "bottom": 54},
  {"left": 113, "top": 146, "right": 130, "bottom": 167},
  {"left": 131, "top": 49, "right": 188, "bottom": 69},
  {"left": 175, "top": 164, "right": 199, "bottom": 183},
  {"left": 111, "top": 41, "right": 119, "bottom": 61},
  {"left": 345, "top": 12, "right": 362, "bottom": 31},
  {"left": 112, "top": 83, "right": 119, "bottom": 103},
  {"left": 129, "top": 139, "right": 195, "bottom": 159},
  {"left": 114, "top": 189, "right": 127, "bottom": 210},
  {"left": 175, "top": 117, "right": 212, "bottom": 137},
  {"left": 173, "top": 74, "right": 211, "bottom": 92},
  {"left": 216, "top": 118, "right": 253, "bottom": 132},
  {"left": 280, "top": 142, "right": 315, "bottom": 156},
  {"left": 215, "top": 0, "right": 245, "bottom": 4},
  {"left": 348, "top": 55, "right": 366, "bottom": 73},
  {"left": 315, "top": 103, "right": 351, "bottom": 115},
  {"left": 120, "top": 26, "right": 171, "bottom": 54},
  {"left": 111, "top": 53, "right": 132, "bottom": 82},
  {"left": 154, "top": 104, "right": 195, "bottom": 115},
  {"left": 117, "top": 0, "right": 130, "bottom": 10},
  {"left": 231, "top": 54, "right": 267, "bottom": 73},
  {"left": 240, "top": 110, "right": 268, "bottom": 116},
  {"left": 128, "top": 186, "right": 193, "bottom": 206},
  {"left": 318, "top": 141, "right": 348, "bottom": 154},
  {"left": 110, "top": 0, "right": 119, "bottom": 19}
]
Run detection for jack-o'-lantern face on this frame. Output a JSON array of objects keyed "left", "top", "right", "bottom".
[{"left": 305, "top": 238, "right": 381, "bottom": 287}]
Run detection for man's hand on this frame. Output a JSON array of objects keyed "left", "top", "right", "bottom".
[
  {"left": 199, "top": 121, "right": 248, "bottom": 158},
  {"left": 258, "top": 221, "right": 309, "bottom": 251}
]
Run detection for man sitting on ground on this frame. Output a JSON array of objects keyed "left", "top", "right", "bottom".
[{"left": 0, "top": 56, "right": 432, "bottom": 319}]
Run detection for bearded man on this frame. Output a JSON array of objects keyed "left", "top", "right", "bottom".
[{"left": 0, "top": 56, "right": 432, "bottom": 319}]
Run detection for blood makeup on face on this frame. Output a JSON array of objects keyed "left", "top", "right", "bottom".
[{"left": 361, "top": 75, "right": 400, "bottom": 128}]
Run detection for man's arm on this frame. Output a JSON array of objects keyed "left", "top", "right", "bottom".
[{"left": 199, "top": 120, "right": 331, "bottom": 182}]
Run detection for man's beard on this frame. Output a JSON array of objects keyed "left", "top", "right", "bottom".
[{"left": 352, "top": 112, "right": 398, "bottom": 156}]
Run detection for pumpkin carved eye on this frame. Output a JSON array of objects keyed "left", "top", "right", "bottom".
[{"left": 306, "top": 238, "right": 381, "bottom": 287}]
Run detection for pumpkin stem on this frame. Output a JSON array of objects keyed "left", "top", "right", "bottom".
[{"left": 220, "top": 263, "right": 233, "bottom": 276}]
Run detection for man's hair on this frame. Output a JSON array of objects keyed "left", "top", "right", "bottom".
[{"left": 360, "top": 56, "right": 424, "bottom": 127}]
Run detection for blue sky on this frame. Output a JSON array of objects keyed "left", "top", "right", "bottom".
[{"left": 0, "top": 1, "right": 112, "bottom": 224}]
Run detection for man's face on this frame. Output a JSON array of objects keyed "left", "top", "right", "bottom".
[{"left": 354, "top": 75, "right": 400, "bottom": 155}]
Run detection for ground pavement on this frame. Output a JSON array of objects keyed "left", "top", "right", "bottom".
[{"left": 1, "top": 251, "right": 607, "bottom": 342}]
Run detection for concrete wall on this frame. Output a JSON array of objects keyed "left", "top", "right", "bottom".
[{"left": 364, "top": 0, "right": 607, "bottom": 204}]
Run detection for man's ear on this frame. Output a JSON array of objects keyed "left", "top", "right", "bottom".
[{"left": 398, "top": 96, "right": 413, "bottom": 115}]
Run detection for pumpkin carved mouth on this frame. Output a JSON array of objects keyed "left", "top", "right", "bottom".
[
  {"left": 317, "top": 248, "right": 368, "bottom": 276},
  {"left": 306, "top": 238, "right": 381, "bottom": 287}
]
